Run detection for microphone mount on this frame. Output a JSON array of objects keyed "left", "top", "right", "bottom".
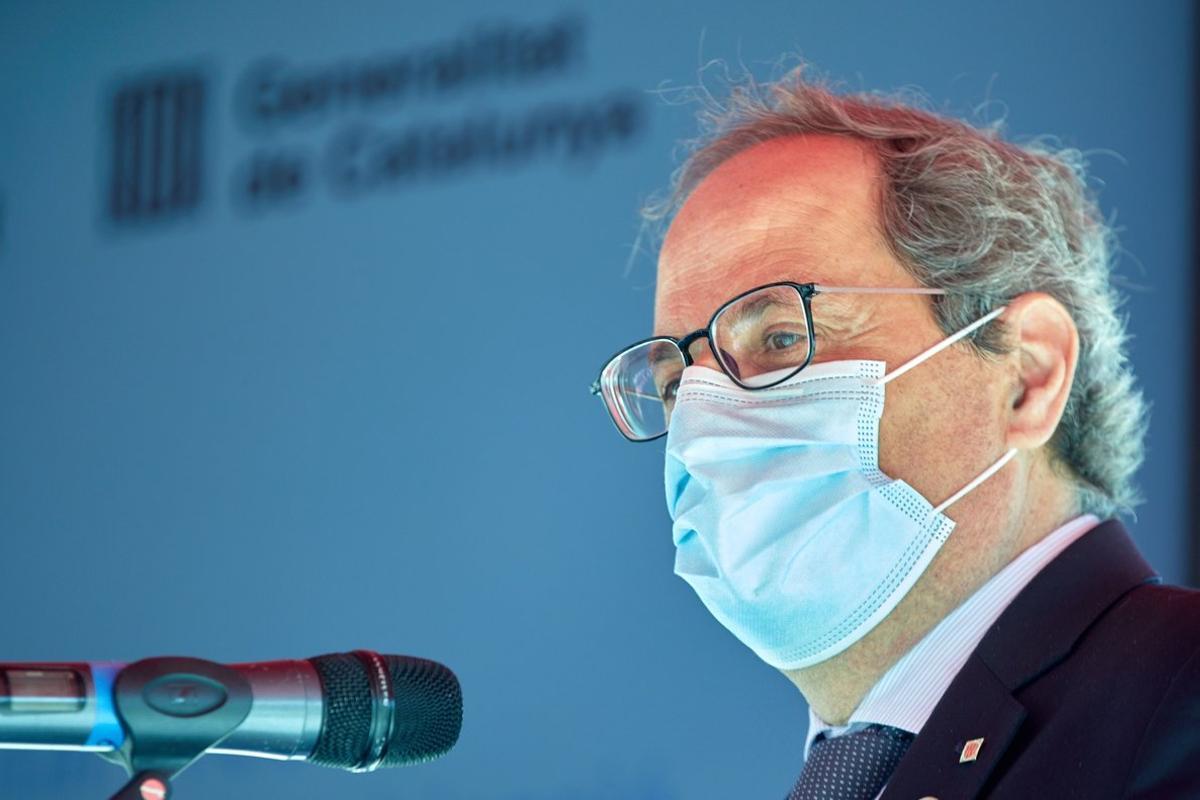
[{"left": 104, "top": 657, "right": 253, "bottom": 800}]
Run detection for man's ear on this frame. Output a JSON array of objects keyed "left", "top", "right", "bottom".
[{"left": 1002, "top": 292, "right": 1079, "bottom": 450}]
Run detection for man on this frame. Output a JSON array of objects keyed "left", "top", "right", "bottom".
[{"left": 592, "top": 68, "right": 1200, "bottom": 798}]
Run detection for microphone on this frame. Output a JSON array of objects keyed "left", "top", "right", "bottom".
[{"left": 0, "top": 650, "right": 462, "bottom": 772}]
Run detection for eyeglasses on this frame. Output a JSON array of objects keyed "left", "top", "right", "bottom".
[{"left": 590, "top": 282, "right": 947, "bottom": 442}]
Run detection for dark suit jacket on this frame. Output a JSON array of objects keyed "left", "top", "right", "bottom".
[{"left": 876, "top": 519, "right": 1200, "bottom": 800}]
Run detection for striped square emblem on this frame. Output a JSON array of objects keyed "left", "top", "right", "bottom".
[{"left": 959, "top": 737, "right": 985, "bottom": 763}]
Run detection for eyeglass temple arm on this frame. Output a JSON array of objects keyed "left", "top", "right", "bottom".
[{"left": 813, "top": 285, "right": 947, "bottom": 295}]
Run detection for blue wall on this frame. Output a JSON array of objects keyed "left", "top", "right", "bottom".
[{"left": 0, "top": 1, "right": 1192, "bottom": 797}]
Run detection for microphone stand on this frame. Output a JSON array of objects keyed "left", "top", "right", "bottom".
[{"left": 102, "top": 657, "right": 253, "bottom": 800}]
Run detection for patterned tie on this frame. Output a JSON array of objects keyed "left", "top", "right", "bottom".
[{"left": 787, "top": 724, "right": 915, "bottom": 800}]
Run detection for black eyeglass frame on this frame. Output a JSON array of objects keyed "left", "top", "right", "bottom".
[{"left": 590, "top": 281, "right": 947, "bottom": 442}]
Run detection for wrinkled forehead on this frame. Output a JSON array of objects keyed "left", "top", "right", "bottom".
[{"left": 653, "top": 135, "right": 898, "bottom": 335}]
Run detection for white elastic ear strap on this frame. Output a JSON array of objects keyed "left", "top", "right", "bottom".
[
  {"left": 878, "top": 306, "right": 1008, "bottom": 386},
  {"left": 932, "top": 447, "right": 1018, "bottom": 515}
]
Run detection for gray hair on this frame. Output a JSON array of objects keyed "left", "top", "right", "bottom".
[{"left": 642, "top": 65, "right": 1146, "bottom": 518}]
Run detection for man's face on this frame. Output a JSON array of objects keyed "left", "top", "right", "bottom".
[{"left": 655, "top": 134, "right": 1024, "bottom": 634}]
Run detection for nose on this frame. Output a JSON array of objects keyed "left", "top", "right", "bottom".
[{"left": 684, "top": 337, "right": 724, "bottom": 373}]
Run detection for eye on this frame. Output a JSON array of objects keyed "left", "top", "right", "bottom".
[
  {"left": 661, "top": 379, "right": 681, "bottom": 422},
  {"left": 764, "top": 330, "right": 805, "bottom": 351}
]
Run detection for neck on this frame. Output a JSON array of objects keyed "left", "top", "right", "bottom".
[{"left": 783, "top": 458, "right": 1078, "bottom": 726}]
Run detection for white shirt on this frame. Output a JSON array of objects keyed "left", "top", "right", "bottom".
[{"left": 804, "top": 513, "right": 1101, "bottom": 760}]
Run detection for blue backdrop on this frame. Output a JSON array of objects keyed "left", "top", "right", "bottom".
[{"left": 0, "top": 1, "right": 1193, "bottom": 797}]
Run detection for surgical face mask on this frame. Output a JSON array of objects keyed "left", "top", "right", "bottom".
[{"left": 664, "top": 308, "right": 1015, "bottom": 670}]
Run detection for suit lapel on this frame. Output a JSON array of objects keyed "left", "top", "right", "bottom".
[
  {"left": 880, "top": 520, "right": 1158, "bottom": 800},
  {"left": 881, "top": 655, "right": 1025, "bottom": 799}
]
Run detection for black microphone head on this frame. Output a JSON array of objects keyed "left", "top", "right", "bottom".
[{"left": 307, "top": 651, "right": 462, "bottom": 771}]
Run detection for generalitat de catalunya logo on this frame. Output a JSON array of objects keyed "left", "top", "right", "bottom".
[{"left": 106, "top": 68, "right": 207, "bottom": 225}]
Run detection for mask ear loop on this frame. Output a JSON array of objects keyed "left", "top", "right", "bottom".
[
  {"left": 932, "top": 447, "right": 1018, "bottom": 515},
  {"left": 876, "top": 306, "right": 1008, "bottom": 386}
]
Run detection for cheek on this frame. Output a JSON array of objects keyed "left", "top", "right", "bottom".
[{"left": 876, "top": 354, "right": 1007, "bottom": 505}]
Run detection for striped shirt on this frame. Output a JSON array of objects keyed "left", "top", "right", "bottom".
[{"left": 803, "top": 514, "right": 1102, "bottom": 760}]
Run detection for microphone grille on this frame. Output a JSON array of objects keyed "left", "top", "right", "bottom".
[
  {"left": 381, "top": 654, "right": 463, "bottom": 767},
  {"left": 308, "top": 652, "right": 462, "bottom": 770}
]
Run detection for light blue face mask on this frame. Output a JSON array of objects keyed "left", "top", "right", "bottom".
[{"left": 664, "top": 308, "right": 1015, "bottom": 670}]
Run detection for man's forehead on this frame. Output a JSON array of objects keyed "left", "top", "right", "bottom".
[
  {"left": 657, "top": 220, "right": 854, "bottom": 295},
  {"left": 654, "top": 135, "right": 893, "bottom": 333},
  {"left": 655, "top": 207, "right": 866, "bottom": 327}
]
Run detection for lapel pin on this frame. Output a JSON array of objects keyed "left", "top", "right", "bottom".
[{"left": 959, "top": 737, "right": 985, "bottom": 763}]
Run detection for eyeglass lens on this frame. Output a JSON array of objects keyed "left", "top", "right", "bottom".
[
  {"left": 600, "top": 284, "right": 812, "bottom": 440},
  {"left": 599, "top": 339, "right": 681, "bottom": 440},
  {"left": 712, "top": 284, "right": 811, "bottom": 388}
]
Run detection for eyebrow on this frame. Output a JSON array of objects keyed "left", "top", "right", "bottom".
[
  {"left": 657, "top": 289, "right": 801, "bottom": 340},
  {"left": 730, "top": 292, "right": 789, "bottom": 320},
  {"left": 648, "top": 345, "right": 682, "bottom": 366}
]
